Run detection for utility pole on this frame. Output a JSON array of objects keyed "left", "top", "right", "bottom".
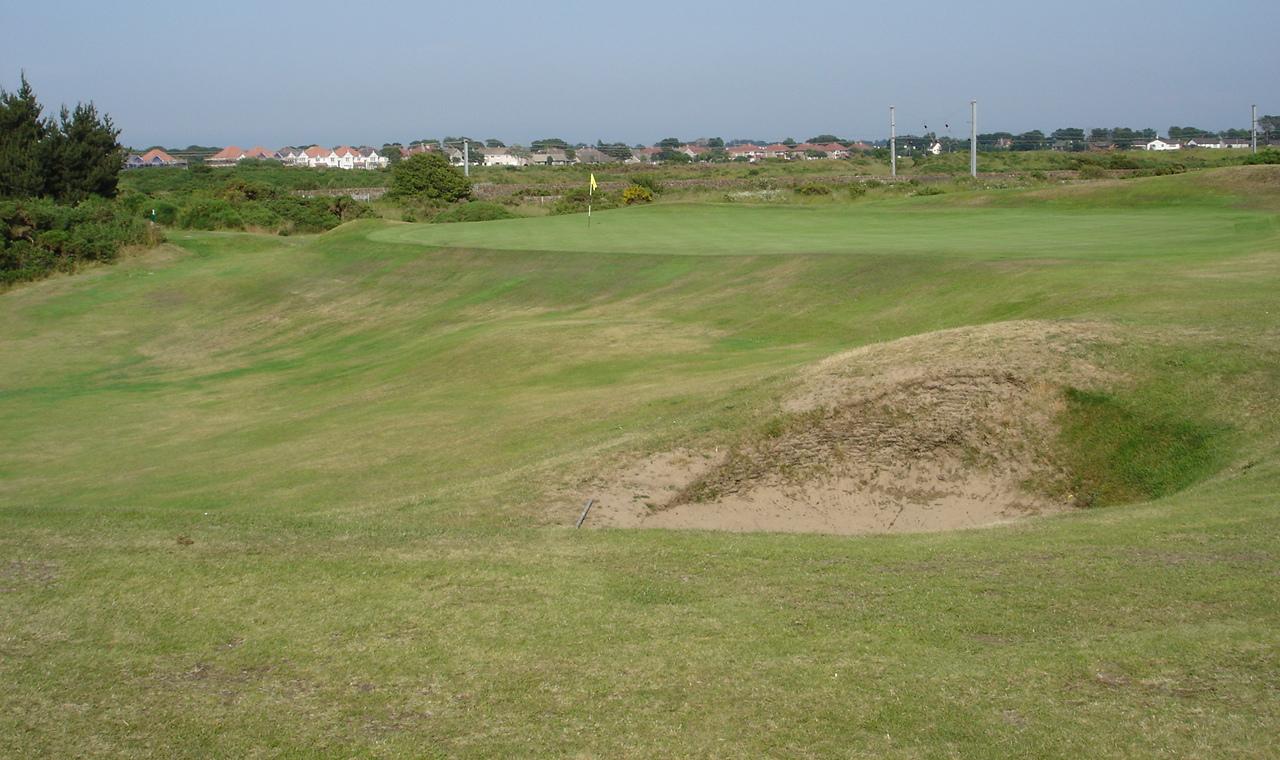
[
  {"left": 970, "top": 100, "right": 978, "bottom": 178},
  {"left": 1252, "top": 104, "right": 1258, "bottom": 155},
  {"left": 463, "top": 139, "right": 470, "bottom": 177},
  {"left": 890, "top": 106, "right": 896, "bottom": 178}
]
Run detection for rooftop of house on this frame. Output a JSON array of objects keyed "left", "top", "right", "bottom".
[
  {"left": 208, "top": 145, "right": 245, "bottom": 160},
  {"left": 139, "top": 148, "right": 177, "bottom": 163}
]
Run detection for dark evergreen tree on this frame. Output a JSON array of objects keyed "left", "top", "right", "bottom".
[
  {"left": 0, "top": 73, "right": 48, "bottom": 198},
  {"left": 45, "top": 102, "right": 123, "bottom": 202},
  {"left": 0, "top": 74, "right": 122, "bottom": 201}
]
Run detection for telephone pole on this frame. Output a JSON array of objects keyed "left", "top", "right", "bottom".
[
  {"left": 1252, "top": 104, "right": 1258, "bottom": 155},
  {"left": 969, "top": 100, "right": 978, "bottom": 178},
  {"left": 463, "top": 139, "right": 470, "bottom": 177},
  {"left": 890, "top": 106, "right": 897, "bottom": 178}
]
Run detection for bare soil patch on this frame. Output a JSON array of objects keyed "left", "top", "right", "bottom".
[{"left": 582, "top": 320, "right": 1118, "bottom": 535}]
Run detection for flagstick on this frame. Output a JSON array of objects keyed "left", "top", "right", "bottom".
[{"left": 588, "top": 186, "right": 593, "bottom": 228}]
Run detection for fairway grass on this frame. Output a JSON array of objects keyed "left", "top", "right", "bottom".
[{"left": 2, "top": 168, "right": 1278, "bottom": 757}]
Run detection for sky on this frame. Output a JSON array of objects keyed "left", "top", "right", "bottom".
[{"left": 3, "top": 0, "right": 1277, "bottom": 149}]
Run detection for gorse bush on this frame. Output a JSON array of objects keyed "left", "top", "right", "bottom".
[
  {"left": 1, "top": 197, "right": 153, "bottom": 285},
  {"left": 173, "top": 194, "right": 374, "bottom": 234},
  {"left": 629, "top": 174, "right": 663, "bottom": 194},
  {"left": 551, "top": 188, "right": 618, "bottom": 215},
  {"left": 793, "top": 184, "right": 832, "bottom": 196},
  {"left": 621, "top": 184, "right": 655, "bottom": 205},
  {"left": 432, "top": 201, "right": 516, "bottom": 223}
]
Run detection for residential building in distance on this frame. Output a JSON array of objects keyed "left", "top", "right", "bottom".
[
  {"left": 205, "top": 144, "right": 388, "bottom": 169},
  {"left": 574, "top": 147, "right": 621, "bottom": 164},
  {"left": 124, "top": 148, "right": 188, "bottom": 169},
  {"left": 628, "top": 147, "right": 663, "bottom": 163},
  {"left": 528, "top": 148, "right": 571, "bottom": 166},
  {"left": 206, "top": 145, "right": 247, "bottom": 166},
  {"left": 726, "top": 144, "right": 765, "bottom": 161},
  {"left": 1144, "top": 138, "right": 1183, "bottom": 151},
  {"left": 481, "top": 147, "right": 529, "bottom": 167}
]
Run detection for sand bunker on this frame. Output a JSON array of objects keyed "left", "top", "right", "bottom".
[{"left": 581, "top": 320, "right": 1116, "bottom": 535}]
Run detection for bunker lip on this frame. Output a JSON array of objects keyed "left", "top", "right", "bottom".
[{"left": 578, "top": 320, "right": 1120, "bottom": 535}]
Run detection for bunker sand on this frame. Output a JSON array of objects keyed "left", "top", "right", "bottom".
[{"left": 586, "top": 320, "right": 1118, "bottom": 534}]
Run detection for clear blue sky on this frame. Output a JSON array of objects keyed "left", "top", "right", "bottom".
[{"left": 4, "top": 0, "right": 1276, "bottom": 148}]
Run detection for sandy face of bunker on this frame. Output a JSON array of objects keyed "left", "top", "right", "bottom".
[{"left": 584, "top": 321, "right": 1116, "bottom": 535}]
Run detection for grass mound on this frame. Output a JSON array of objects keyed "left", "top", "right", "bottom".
[{"left": 1057, "top": 387, "right": 1228, "bottom": 506}]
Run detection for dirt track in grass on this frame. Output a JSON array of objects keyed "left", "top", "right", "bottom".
[{"left": 583, "top": 320, "right": 1119, "bottom": 534}]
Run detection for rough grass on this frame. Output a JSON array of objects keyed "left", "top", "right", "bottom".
[{"left": 1, "top": 167, "right": 1279, "bottom": 757}]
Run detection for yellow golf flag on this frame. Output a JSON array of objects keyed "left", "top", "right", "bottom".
[{"left": 589, "top": 174, "right": 598, "bottom": 193}]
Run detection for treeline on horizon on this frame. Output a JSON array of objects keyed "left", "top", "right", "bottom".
[{"left": 136, "top": 118, "right": 1280, "bottom": 160}]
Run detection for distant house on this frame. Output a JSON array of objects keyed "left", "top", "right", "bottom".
[
  {"left": 332, "top": 146, "right": 362, "bottom": 170},
  {"left": 629, "top": 147, "right": 663, "bottom": 163},
  {"left": 813, "top": 142, "right": 851, "bottom": 158},
  {"left": 402, "top": 143, "right": 438, "bottom": 158},
  {"left": 574, "top": 147, "right": 618, "bottom": 164},
  {"left": 124, "top": 148, "right": 187, "bottom": 169},
  {"left": 679, "top": 144, "right": 709, "bottom": 159},
  {"left": 357, "top": 147, "right": 389, "bottom": 169},
  {"left": 243, "top": 146, "right": 279, "bottom": 161},
  {"left": 762, "top": 143, "right": 793, "bottom": 159},
  {"left": 481, "top": 147, "right": 529, "bottom": 167},
  {"left": 845, "top": 141, "right": 874, "bottom": 152},
  {"left": 301, "top": 145, "right": 335, "bottom": 168},
  {"left": 1144, "top": 138, "right": 1182, "bottom": 151},
  {"left": 528, "top": 149, "right": 571, "bottom": 166},
  {"left": 927, "top": 141, "right": 943, "bottom": 156},
  {"left": 444, "top": 147, "right": 466, "bottom": 166},
  {"left": 726, "top": 144, "right": 764, "bottom": 161},
  {"left": 206, "top": 145, "right": 247, "bottom": 166}
]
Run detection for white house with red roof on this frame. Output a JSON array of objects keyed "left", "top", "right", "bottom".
[{"left": 206, "top": 145, "right": 247, "bottom": 167}]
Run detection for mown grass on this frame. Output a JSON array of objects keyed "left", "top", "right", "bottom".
[{"left": 1, "top": 167, "right": 1278, "bottom": 757}]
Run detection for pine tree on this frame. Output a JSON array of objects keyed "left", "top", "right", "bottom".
[
  {"left": 45, "top": 102, "right": 123, "bottom": 202},
  {"left": 0, "top": 73, "right": 49, "bottom": 198},
  {"left": 0, "top": 74, "right": 122, "bottom": 202}
]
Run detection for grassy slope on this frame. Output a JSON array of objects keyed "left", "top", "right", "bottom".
[{"left": 1, "top": 168, "right": 1278, "bottom": 757}]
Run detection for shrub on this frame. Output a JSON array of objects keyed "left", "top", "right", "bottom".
[
  {"left": 1243, "top": 149, "right": 1280, "bottom": 165},
  {"left": 1107, "top": 154, "right": 1140, "bottom": 170},
  {"left": 432, "top": 201, "right": 516, "bottom": 223},
  {"left": 621, "top": 184, "right": 655, "bottom": 205},
  {"left": 551, "top": 188, "right": 618, "bottom": 215},
  {"left": 1, "top": 197, "right": 151, "bottom": 285},
  {"left": 389, "top": 153, "right": 471, "bottom": 202},
  {"left": 794, "top": 184, "right": 832, "bottom": 196},
  {"left": 914, "top": 186, "right": 946, "bottom": 196},
  {"left": 179, "top": 198, "right": 244, "bottom": 230},
  {"left": 238, "top": 203, "right": 285, "bottom": 231},
  {"left": 1078, "top": 164, "right": 1109, "bottom": 180},
  {"left": 847, "top": 183, "right": 868, "bottom": 199},
  {"left": 629, "top": 174, "right": 663, "bottom": 194}
]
